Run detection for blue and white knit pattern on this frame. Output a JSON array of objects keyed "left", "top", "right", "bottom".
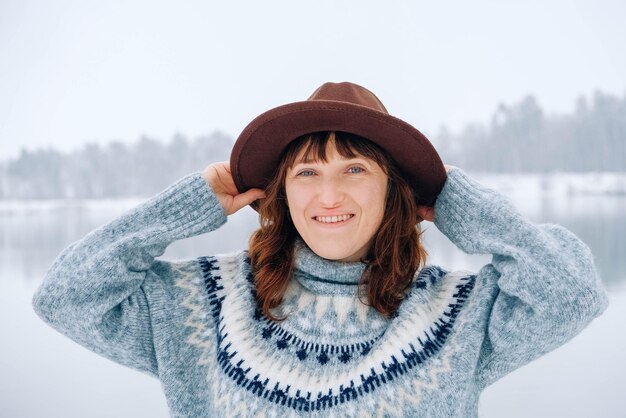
[
  {"left": 32, "top": 167, "right": 610, "bottom": 418},
  {"left": 173, "top": 246, "right": 477, "bottom": 417}
]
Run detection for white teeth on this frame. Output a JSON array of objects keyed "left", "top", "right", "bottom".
[{"left": 315, "top": 214, "right": 354, "bottom": 223}]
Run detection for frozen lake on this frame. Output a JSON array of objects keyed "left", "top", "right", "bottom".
[{"left": 1, "top": 172, "right": 625, "bottom": 417}]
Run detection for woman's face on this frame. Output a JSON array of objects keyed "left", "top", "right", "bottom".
[{"left": 284, "top": 141, "right": 388, "bottom": 262}]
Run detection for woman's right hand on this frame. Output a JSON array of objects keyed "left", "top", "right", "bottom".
[{"left": 201, "top": 161, "right": 266, "bottom": 216}]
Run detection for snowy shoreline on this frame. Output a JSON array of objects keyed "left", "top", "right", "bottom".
[{"left": 471, "top": 171, "right": 626, "bottom": 197}]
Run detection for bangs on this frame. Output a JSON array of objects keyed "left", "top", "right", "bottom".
[{"left": 281, "top": 131, "right": 390, "bottom": 172}]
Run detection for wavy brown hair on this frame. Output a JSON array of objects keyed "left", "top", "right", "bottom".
[{"left": 248, "top": 131, "right": 428, "bottom": 321}]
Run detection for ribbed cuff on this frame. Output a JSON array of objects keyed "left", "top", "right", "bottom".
[
  {"left": 433, "top": 167, "right": 520, "bottom": 254},
  {"left": 138, "top": 172, "right": 228, "bottom": 238}
]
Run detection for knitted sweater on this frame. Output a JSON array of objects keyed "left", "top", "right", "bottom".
[{"left": 32, "top": 167, "right": 609, "bottom": 417}]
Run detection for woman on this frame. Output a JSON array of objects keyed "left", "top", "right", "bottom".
[{"left": 32, "top": 82, "right": 609, "bottom": 417}]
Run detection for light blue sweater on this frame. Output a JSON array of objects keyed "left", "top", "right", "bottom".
[{"left": 32, "top": 167, "right": 609, "bottom": 417}]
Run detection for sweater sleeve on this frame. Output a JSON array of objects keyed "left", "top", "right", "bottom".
[
  {"left": 31, "top": 172, "right": 227, "bottom": 378},
  {"left": 433, "top": 167, "right": 609, "bottom": 389}
]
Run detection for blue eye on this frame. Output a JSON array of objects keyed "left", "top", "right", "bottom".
[
  {"left": 297, "top": 170, "right": 315, "bottom": 177},
  {"left": 348, "top": 166, "right": 365, "bottom": 174}
]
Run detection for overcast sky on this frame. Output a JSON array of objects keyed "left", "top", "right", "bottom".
[{"left": 1, "top": 0, "right": 624, "bottom": 161}]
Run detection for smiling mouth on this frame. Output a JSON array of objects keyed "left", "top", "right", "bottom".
[{"left": 314, "top": 214, "right": 355, "bottom": 224}]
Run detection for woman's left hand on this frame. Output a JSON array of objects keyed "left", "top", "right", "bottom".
[{"left": 416, "top": 164, "right": 453, "bottom": 222}]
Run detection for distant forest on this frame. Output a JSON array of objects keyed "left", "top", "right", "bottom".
[
  {"left": 435, "top": 90, "right": 625, "bottom": 174},
  {"left": 1, "top": 90, "right": 624, "bottom": 199}
]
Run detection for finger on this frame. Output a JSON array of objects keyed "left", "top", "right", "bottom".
[
  {"left": 232, "top": 189, "right": 266, "bottom": 212},
  {"left": 416, "top": 206, "right": 434, "bottom": 222},
  {"left": 245, "top": 188, "right": 266, "bottom": 201}
]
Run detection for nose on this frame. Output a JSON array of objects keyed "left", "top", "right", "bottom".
[{"left": 317, "top": 177, "right": 345, "bottom": 207}]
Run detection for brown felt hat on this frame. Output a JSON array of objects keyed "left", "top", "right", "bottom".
[{"left": 230, "top": 81, "right": 446, "bottom": 209}]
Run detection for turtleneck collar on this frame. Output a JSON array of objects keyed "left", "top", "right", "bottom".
[{"left": 293, "top": 238, "right": 368, "bottom": 296}]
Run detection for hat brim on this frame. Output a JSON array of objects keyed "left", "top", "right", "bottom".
[{"left": 231, "top": 100, "right": 446, "bottom": 210}]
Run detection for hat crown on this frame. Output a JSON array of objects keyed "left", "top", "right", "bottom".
[
  {"left": 231, "top": 81, "right": 446, "bottom": 210},
  {"left": 307, "top": 82, "right": 389, "bottom": 114}
]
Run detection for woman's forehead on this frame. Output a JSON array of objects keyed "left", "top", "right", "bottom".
[{"left": 291, "top": 140, "right": 362, "bottom": 165}]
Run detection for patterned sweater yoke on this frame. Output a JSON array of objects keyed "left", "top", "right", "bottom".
[{"left": 32, "top": 167, "right": 610, "bottom": 417}]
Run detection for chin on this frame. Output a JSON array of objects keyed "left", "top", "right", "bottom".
[{"left": 307, "top": 243, "right": 361, "bottom": 262}]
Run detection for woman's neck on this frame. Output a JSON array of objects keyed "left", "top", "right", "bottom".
[{"left": 293, "top": 238, "right": 368, "bottom": 296}]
